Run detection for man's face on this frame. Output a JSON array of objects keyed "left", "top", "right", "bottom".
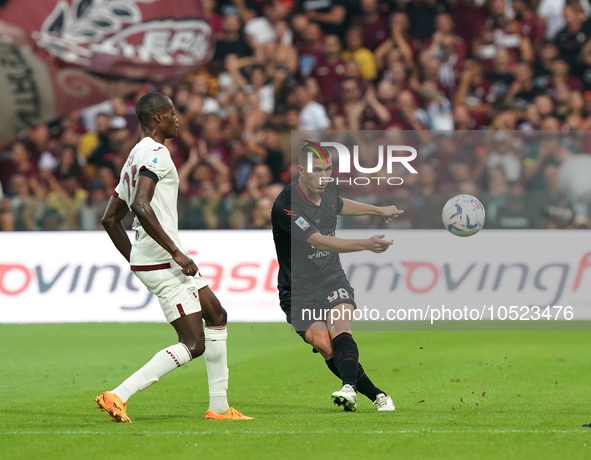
[
  {"left": 62, "top": 177, "right": 79, "bottom": 196},
  {"left": 96, "top": 115, "right": 110, "bottom": 134},
  {"left": 398, "top": 91, "right": 415, "bottom": 110},
  {"left": 377, "top": 81, "right": 395, "bottom": 103},
  {"left": 160, "top": 100, "right": 178, "bottom": 138},
  {"left": 342, "top": 80, "right": 359, "bottom": 101},
  {"left": 324, "top": 35, "right": 341, "bottom": 55},
  {"left": 492, "top": 0, "right": 505, "bottom": 16},
  {"left": 299, "top": 156, "right": 333, "bottom": 194},
  {"left": 390, "top": 62, "right": 406, "bottom": 82},
  {"left": 224, "top": 15, "right": 240, "bottom": 34},
  {"left": 10, "top": 174, "right": 28, "bottom": 196},
  {"left": 540, "top": 43, "right": 558, "bottom": 61},
  {"left": 493, "top": 48, "right": 509, "bottom": 68},
  {"left": 346, "top": 30, "right": 362, "bottom": 50},
  {"left": 264, "top": 129, "right": 280, "bottom": 148},
  {"left": 305, "top": 23, "right": 321, "bottom": 42},
  {"left": 552, "top": 60, "right": 569, "bottom": 76},
  {"left": 255, "top": 197, "right": 273, "bottom": 221},
  {"left": 251, "top": 68, "right": 265, "bottom": 87},
  {"left": 361, "top": 0, "right": 377, "bottom": 14},
  {"left": 436, "top": 14, "right": 453, "bottom": 33},
  {"left": 253, "top": 164, "right": 272, "bottom": 185},
  {"left": 564, "top": 5, "right": 576, "bottom": 23},
  {"left": 391, "top": 13, "right": 408, "bottom": 31},
  {"left": 110, "top": 128, "right": 129, "bottom": 143},
  {"left": 11, "top": 143, "right": 28, "bottom": 164},
  {"left": 286, "top": 109, "right": 299, "bottom": 128},
  {"left": 515, "top": 64, "right": 532, "bottom": 83}
]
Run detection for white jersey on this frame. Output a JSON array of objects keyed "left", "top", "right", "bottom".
[{"left": 114, "top": 137, "right": 186, "bottom": 267}]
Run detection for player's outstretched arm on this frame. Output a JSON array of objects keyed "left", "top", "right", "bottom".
[
  {"left": 308, "top": 232, "right": 393, "bottom": 254},
  {"left": 102, "top": 195, "right": 132, "bottom": 262},
  {"left": 131, "top": 175, "right": 198, "bottom": 276},
  {"left": 340, "top": 198, "right": 403, "bottom": 223}
]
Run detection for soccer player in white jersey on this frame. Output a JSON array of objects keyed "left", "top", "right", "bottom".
[{"left": 94, "top": 92, "right": 252, "bottom": 422}]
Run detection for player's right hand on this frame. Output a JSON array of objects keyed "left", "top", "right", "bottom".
[
  {"left": 173, "top": 251, "right": 198, "bottom": 277},
  {"left": 366, "top": 235, "right": 393, "bottom": 253}
]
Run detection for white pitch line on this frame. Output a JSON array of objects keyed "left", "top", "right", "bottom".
[{"left": 0, "top": 429, "right": 588, "bottom": 435}]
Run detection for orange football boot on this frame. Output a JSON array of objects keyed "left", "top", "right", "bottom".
[
  {"left": 95, "top": 392, "right": 132, "bottom": 423},
  {"left": 205, "top": 408, "right": 254, "bottom": 420}
]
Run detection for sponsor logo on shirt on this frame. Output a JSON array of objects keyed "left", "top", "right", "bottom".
[
  {"left": 295, "top": 216, "right": 310, "bottom": 231},
  {"left": 146, "top": 155, "right": 159, "bottom": 169}
]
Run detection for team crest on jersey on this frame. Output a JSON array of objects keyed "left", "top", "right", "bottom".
[
  {"left": 295, "top": 216, "right": 310, "bottom": 231},
  {"left": 187, "top": 286, "right": 198, "bottom": 301}
]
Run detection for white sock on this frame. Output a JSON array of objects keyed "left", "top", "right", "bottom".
[
  {"left": 112, "top": 343, "right": 192, "bottom": 403},
  {"left": 204, "top": 325, "right": 229, "bottom": 413}
]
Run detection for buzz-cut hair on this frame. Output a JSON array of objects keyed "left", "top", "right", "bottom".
[{"left": 135, "top": 92, "right": 172, "bottom": 126}]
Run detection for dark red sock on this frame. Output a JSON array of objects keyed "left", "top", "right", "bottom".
[{"left": 332, "top": 332, "right": 358, "bottom": 389}]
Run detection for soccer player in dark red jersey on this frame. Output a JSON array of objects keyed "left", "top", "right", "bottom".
[{"left": 271, "top": 144, "right": 403, "bottom": 411}]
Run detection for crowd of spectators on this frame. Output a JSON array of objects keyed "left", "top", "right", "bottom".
[{"left": 2, "top": 0, "right": 591, "bottom": 231}]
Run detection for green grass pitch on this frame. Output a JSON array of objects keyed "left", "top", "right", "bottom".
[{"left": 1, "top": 323, "right": 591, "bottom": 459}]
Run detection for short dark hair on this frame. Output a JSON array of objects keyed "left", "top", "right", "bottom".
[
  {"left": 135, "top": 92, "right": 172, "bottom": 126},
  {"left": 262, "top": 122, "right": 280, "bottom": 133},
  {"left": 13, "top": 139, "right": 36, "bottom": 159},
  {"left": 341, "top": 76, "right": 359, "bottom": 86},
  {"left": 298, "top": 141, "right": 331, "bottom": 167}
]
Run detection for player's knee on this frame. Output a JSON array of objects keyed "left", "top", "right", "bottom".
[
  {"left": 217, "top": 306, "right": 227, "bottom": 325},
  {"left": 184, "top": 339, "right": 205, "bottom": 359},
  {"left": 204, "top": 305, "right": 227, "bottom": 327}
]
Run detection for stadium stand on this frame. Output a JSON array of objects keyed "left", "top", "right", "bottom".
[{"left": 2, "top": 0, "right": 591, "bottom": 231}]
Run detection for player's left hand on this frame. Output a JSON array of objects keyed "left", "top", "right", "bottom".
[
  {"left": 173, "top": 251, "right": 198, "bottom": 277},
  {"left": 379, "top": 205, "right": 404, "bottom": 223}
]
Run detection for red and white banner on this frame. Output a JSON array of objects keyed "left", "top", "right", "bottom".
[
  {"left": 2, "top": 230, "right": 591, "bottom": 323},
  {"left": 340, "top": 230, "right": 591, "bottom": 321},
  {"left": 0, "top": 0, "right": 214, "bottom": 139},
  {"left": 0, "top": 230, "right": 281, "bottom": 323}
]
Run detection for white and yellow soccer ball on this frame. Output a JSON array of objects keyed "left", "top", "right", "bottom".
[{"left": 442, "top": 194, "right": 485, "bottom": 236}]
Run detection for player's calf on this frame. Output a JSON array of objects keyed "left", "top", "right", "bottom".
[
  {"left": 331, "top": 332, "right": 359, "bottom": 389},
  {"left": 304, "top": 327, "right": 334, "bottom": 360}
]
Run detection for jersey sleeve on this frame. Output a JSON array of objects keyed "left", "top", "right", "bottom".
[
  {"left": 273, "top": 202, "right": 320, "bottom": 242},
  {"left": 139, "top": 145, "right": 173, "bottom": 182},
  {"left": 113, "top": 180, "right": 123, "bottom": 198}
]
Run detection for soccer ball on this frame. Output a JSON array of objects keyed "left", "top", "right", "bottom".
[{"left": 442, "top": 194, "right": 485, "bottom": 237}]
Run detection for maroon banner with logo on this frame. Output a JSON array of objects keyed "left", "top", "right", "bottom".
[{"left": 0, "top": 0, "right": 215, "bottom": 139}]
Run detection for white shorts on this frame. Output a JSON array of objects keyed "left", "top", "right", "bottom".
[{"left": 133, "top": 262, "right": 209, "bottom": 323}]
